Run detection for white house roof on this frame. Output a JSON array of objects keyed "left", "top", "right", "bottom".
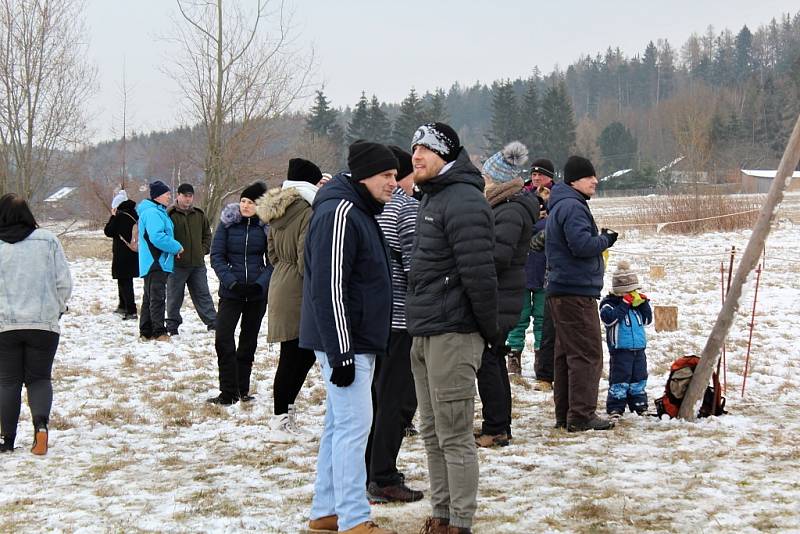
[
  {"left": 44, "top": 187, "right": 77, "bottom": 202},
  {"left": 741, "top": 169, "right": 800, "bottom": 178}
]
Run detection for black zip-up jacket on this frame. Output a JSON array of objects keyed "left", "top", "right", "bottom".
[{"left": 406, "top": 149, "right": 499, "bottom": 342}]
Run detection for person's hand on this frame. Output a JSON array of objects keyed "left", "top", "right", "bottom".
[
  {"left": 111, "top": 208, "right": 117, "bottom": 216},
  {"left": 230, "top": 282, "right": 248, "bottom": 297},
  {"left": 330, "top": 361, "right": 355, "bottom": 387},
  {"left": 623, "top": 293, "right": 634, "bottom": 305},
  {"left": 245, "top": 283, "right": 262, "bottom": 297},
  {"left": 601, "top": 228, "right": 618, "bottom": 247}
]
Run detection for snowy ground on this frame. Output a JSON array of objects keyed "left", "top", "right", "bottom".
[{"left": 3, "top": 199, "right": 800, "bottom": 533}]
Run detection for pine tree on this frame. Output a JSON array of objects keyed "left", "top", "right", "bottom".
[
  {"left": 539, "top": 80, "right": 577, "bottom": 171},
  {"left": 307, "top": 89, "right": 338, "bottom": 137},
  {"left": 392, "top": 88, "right": 426, "bottom": 147},
  {"left": 366, "top": 95, "right": 392, "bottom": 144},
  {"left": 486, "top": 80, "right": 520, "bottom": 154},
  {"left": 347, "top": 92, "right": 370, "bottom": 144},
  {"left": 426, "top": 88, "right": 449, "bottom": 123},
  {"left": 734, "top": 25, "right": 754, "bottom": 82},
  {"left": 519, "top": 77, "right": 542, "bottom": 157},
  {"left": 597, "top": 122, "right": 638, "bottom": 174}
]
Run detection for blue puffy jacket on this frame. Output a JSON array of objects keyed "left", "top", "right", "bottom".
[
  {"left": 299, "top": 174, "right": 392, "bottom": 368},
  {"left": 545, "top": 182, "right": 611, "bottom": 297},
  {"left": 210, "top": 203, "right": 273, "bottom": 301},
  {"left": 599, "top": 294, "right": 652, "bottom": 350},
  {"left": 136, "top": 199, "right": 183, "bottom": 277}
]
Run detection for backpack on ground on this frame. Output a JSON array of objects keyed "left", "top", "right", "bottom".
[
  {"left": 654, "top": 355, "right": 726, "bottom": 419},
  {"left": 120, "top": 212, "right": 139, "bottom": 253}
]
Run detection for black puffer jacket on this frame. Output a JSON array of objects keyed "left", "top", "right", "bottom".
[
  {"left": 486, "top": 179, "right": 538, "bottom": 333},
  {"left": 103, "top": 199, "right": 139, "bottom": 279},
  {"left": 406, "top": 149, "right": 499, "bottom": 341}
]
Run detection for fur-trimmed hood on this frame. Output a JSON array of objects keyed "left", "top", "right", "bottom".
[
  {"left": 256, "top": 187, "right": 304, "bottom": 224},
  {"left": 220, "top": 202, "right": 268, "bottom": 235},
  {"left": 485, "top": 177, "right": 525, "bottom": 207}
]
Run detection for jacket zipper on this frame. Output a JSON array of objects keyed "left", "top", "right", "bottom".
[
  {"left": 244, "top": 217, "right": 251, "bottom": 299},
  {"left": 441, "top": 275, "right": 450, "bottom": 316}
]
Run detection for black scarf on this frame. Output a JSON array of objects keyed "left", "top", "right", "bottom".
[
  {"left": 353, "top": 182, "right": 385, "bottom": 216},
  {"left": 0, "top": 223, "right": 35, "bottom": 244}
]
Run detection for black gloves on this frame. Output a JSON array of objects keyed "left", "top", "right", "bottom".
[
  {"left": 330, "top": 360, "right": 355, "bottom": 387},
  {"left": 245, "top": 283, "right": 262, "bottom": 297},
  {"left": 231, "top": 282, "right": 262, "bottom": 298},
  {"left": 601, "top": 228, "right": 618, "bottom": 248}
]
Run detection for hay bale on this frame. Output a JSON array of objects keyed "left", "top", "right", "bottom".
[
  {"left": 655, "top": 305, "right": 678, "bottom": 332},
  {"left": 650, "top": 265, "right": 666, "bottom": 279}
]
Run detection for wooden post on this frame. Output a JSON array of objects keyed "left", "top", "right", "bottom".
[
  {"left": 649, "top": 265, "right": 665, "bottom": 279},
  {"left": 678, "top": 113, "right": 800, "bottom": 420},
  {"left": 654, "top": 306, "right": 678, "bottom": 332}
]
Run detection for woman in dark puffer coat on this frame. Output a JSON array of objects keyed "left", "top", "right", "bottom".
[
  {"left": 208, "top": 182, "right": 273, "bottom": 405},
  {"left": 103, "top": 198, "right": 139, "bottom": 319}
]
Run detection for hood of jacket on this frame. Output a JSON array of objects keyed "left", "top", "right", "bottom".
[
  {"left": 136, "top": 198, "right": 166, "bottom": 218},
  {"left": 486, "top": 177, "right": 525, "bottom": 207},
  {"left": 312, "top": 173, "right": 378, "bottom": 215},
  {"left": 256, "top": 187, "right": 307, "bottom": 226},
  {"left": 548, "top": 181, "right": 590, "bottom": 211},
  {"left": 0, "top": 223, "right": 36, "bottom": 244},
  {"left": 418, "top": 148, "right": 484, "bottom": 196},
  {"left": 117, "top": 199, "right": 138, "bottom": 217}
]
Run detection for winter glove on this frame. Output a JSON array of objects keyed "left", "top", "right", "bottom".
[
  {"left": 245, "top": 283, "right": 262, "bottom": 297},
  {"left": 601, "top": 228, "right": 618, "bottom": 248},
  {"left": 330, "top": 360, "right": 355, "bottom": 387},
  {"left": 622, "top": 293, "right": 634, "bottom": 306},
  {"left": 631, "top": 291, "right": 647, "bottom": 307},
  {"left": 230, "top": 282, "right": 248, "bottom": 298}
]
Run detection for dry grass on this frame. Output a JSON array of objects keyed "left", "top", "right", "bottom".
[{"left": 61, "top": 236, "right": 112, "bottom": 261}]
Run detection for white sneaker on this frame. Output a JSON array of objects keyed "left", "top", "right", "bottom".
[
  {"left": 288, "top": 404, "right": 313, "bottom": 437},
  {"left": 267, "top": 414, "right": 302, "bottom": 443}
]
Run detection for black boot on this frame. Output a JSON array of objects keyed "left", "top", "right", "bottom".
[
  {"left": 0, "top": 435, "right": 15, "bottom": 452},
  {"left": 567, "top": 414, "right": 615, "bottom": 432}
]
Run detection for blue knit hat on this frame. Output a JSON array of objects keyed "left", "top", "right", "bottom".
[
  {"left": 482, "top": 141, "right": 529, "bottom": 183},
  {"left": 149, "top": 180, "right": 170, "bottom": 200}
]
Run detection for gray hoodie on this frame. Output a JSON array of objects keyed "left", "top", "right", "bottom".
[{"left": 0, "top": 228, "right": 72, "bottom": 334}]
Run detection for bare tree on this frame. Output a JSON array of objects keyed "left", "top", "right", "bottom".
[
  {"left": 0, "top": 0, "right": 96, "bottom": 200},
  {"left": 167, "top": 0, "right": 314, "bottom": 222}
]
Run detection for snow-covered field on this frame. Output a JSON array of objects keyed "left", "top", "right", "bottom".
[{"left": 3, "top": 199, "right": 800, "bottom": 533}]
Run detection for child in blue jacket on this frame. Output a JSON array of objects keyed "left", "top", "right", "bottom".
[{"left": 600, "top": 261, "right": 652, "bottom": 417}]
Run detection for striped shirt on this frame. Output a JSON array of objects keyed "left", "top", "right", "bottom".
[{"left": 375, "top": 187, "right": 419, "bottom": 329}]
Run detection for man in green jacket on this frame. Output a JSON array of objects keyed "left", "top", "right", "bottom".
[{"left": 166, "top": 183, "right": 217, "bottom": 335}]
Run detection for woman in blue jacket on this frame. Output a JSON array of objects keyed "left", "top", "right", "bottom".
[{"left": 208, "top": 182, "right": 272, "bottom": 405}]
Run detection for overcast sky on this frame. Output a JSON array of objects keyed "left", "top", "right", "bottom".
[{"left": 85, "top": 0, "right": 799, "bottom": 143}]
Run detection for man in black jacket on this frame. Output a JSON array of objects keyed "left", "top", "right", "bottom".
[
  {"left": 406, "top": 123, "right": 498, "bottom": 534},
  {"left": 301, "top": 141, "right": 398, "bottom": 534}
]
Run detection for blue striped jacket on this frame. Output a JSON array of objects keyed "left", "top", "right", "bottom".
[
  {"left": 599, "top": 294, "right": 652, "bottom": 350},
  {"left": 299, "top": 174, "right": 392, "bottom": 368}
]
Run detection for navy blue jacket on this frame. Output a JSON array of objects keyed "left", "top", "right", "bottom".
[
  {"left": 545, "top": 182, "right": 611, "bottom": 297},
  {"left": 525, "top": 218, "right": 547, "bottom": 289},
  {"left": 599, "top": 294, "right": 652, "bottom": 350},
  {"left": 299, "top": 174, "right": 392, "bottom": 368},
  {"left": 210, "top": 203, "right": 273, "bottom": 301}
]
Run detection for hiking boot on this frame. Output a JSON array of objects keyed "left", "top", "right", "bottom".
[
  {"left": 553, "top": 420, "right": 567, "bottom": 429},
  {"left": 608, "top": 411, "right": 623, "bottom": 422},
  {"left": 368, "top": 481, "right": 424, "bottom": 503},
  {"left": 308, "top": 514, "right": 338, "bottom": 533},
  {"left": 404, "top": 424, "right": 419, "bottom": 437},
  {"left": 31, "top": 419, "right": 48, "bottom": 456},
  {"left": 447, "top": 527, "right": 472, "bottom": 534},
  {"left": 122, "top": 313, "right": 138, "bottom": 320},
  {"left": 567, "top": 415, "right": 615, "bottom": 432},
  {"left": 114, "top": 306, "right": 126, "bottom": 316},
  {"left": 507, "top": 350, "right": 522, "bottom": 375},
  {"left": 239, "top": 394, "right": 255, "bottom": 403},
  {"left": 288, "top": 404, "right": 312, "bottom": 436},
  {"left": 418, "top": 517, "right": 449, "bottom": 534},
  {"left": 0, "top": 435, "right": 15, "bottom": 453},
  {"left": 267, "top": 413, "right": 302, "bottom": 443},
  {"left": 206, "top": 394, "right": 238, "bottom": 405},
  {"left": 533, "top": 379, "right": 553, "bottom": 391},
  {"left": 207, "top": 323, "right": 216, "bottom": 332},
  {"left": 167, "top": 329, "right": 179, "bottom": 337},
  {"left": 340, "top": 521, "right": 396, "bottom": 534},
  {"left": 474, "top": 432, "right": 509, "bottom": 448}
]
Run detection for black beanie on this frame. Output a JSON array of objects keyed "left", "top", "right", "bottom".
[
  {"left": 287, "top": 158, "right": 323, "bottom": 185},
  {"left": 388, "top": 145, "right": 413, "bottom": 179},
  {"left": 177, "top": 183, "right": 194, "bottom": 195},
  {"left": 149, "top": 180, "right": 170, "bottom": 200},
  {"left": 529, "top": 158, "right": 555, "bottom": 179},
  {"left": 410, "top": 122, "right": 460, "bottom": 162},
  {"left": 347, "top": 140, "right": 398, "bottom": 181},
  {"left": 240, "top": 181, "right": 267, "bottom": 201},
  {"left": 563, "top": 156, "right": 596, "bottom": 184}
]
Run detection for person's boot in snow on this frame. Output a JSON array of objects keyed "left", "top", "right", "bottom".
[
  {"left": 533, "top": 379, "right": 552, "bottom": 391},
  {"left": 419, "top": 517, "right": 450, "bottom": 533},
  {"left": 506, "top": 349, "right": 522, "bottom": 375},
  {"left": 0, "top": 435, "right": 15, "bottom": 453},
  {"left": 474, "top": 432, "right": 509, "bottom": 448},
  {"left": 31, "top": 417, "right": 48, "bottom": 455},
  {"left": 307, "top": 514, "right": 338, "bottom": 533},
  {"left": 267, "top": 413, "right": 302, "bottom": 443},
  {"left": 287, "top": 404, "right": 311, "bottom": 436},
  {"left": 339, "top": 520, "right": 396, "bottom": 533},
  {"left": 206, "top": 394, "right": 238, "bottom": 405},
  {"left": 567, "top": 414, "right": 614, "bottom": 432},
  {"left": 367, "top": 481, "right": 423, "bottom": 503}
]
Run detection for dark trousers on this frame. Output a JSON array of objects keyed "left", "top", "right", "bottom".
[
  {"left": 549, "top": 295, "right": 604, "bottom": 425},
  {"left": 367, "top": 329, "right": 418, "bottom": 487},
  {"left": 117, "top": 278, "right": 136, "bottom": 314},
  {"left": 139, "top": 270, "right": 169, "bottom": 338},
  {"left": 273, "top": 338, "right": 316, "bottom": 415},
  {"left": 0, "top": 330, "right": 60, "bottom": 438},
  {"left": 215, "top": 297, "right": 267, "bottom": 399},
  {"left": 166, "top": 265, "right": 217, "bottom": 332},
  {"left": 607, "top": 348, "right": 649, "bottom": 413},
  {"left": 534, "top": 297, "right": 555, "bottom": 382},
  {"left": 476, "top": 330, "right": 512, "bottom": 436}
]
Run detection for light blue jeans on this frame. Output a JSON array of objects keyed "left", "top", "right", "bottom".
[{"left": 310, "top": 351, "right": 376, "bottom": 531}]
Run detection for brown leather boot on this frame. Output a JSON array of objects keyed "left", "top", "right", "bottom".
[
  {"left": 418, "top": 517, "right": 449, "bottom": 534},
  {"left": 340, "top": 521, "right": 396, "bottom": 533},
  {"left": 474, "top": 432, "right": 509, "bottom": 448},
  {"left": 447, "top": 527, "right": 472, "bottom": 534},
  {"left": 308, "top": 514, "right": 338, "bottom": 533},
  {"left": 506, "top": 349, "right": 522, "bottom": 374}
]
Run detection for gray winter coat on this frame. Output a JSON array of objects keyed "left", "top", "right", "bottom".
[{"left": 0, "top": 229, "right": 73, "bottom": 334}]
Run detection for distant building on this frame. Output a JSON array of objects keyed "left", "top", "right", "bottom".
[{"left": 740, "top": 170, "right": 800, "bottom": 194}]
